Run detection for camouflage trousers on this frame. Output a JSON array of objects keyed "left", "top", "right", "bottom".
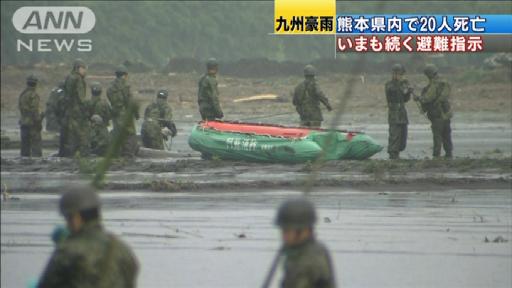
[
  {"left": 141, "top": 120, "right": 164, "bottom": 150},
  {"left": 90, "top": 124, "right": 110, "bottom": 156},
  {"left": 300, "top": 120, "right": 322, "bottom": 128},
  {"left": 431, "top": 118, "right": 453, "bottom": 158},
  {"left": 60, "top": 119, "right": 90, "bottom": 157},
  {"left": 387, "top": 124, "right": 408, "bottom": 158},
  {"left": 20, "top": 124, "right": 42, "bottom": 157}
]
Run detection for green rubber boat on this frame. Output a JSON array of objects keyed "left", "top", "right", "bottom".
[{"left": 188, "top": 121, "right": 383, "bottom": 163}]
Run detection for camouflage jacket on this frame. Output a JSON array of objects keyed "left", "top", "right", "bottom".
[
  {"left": 64, "top": 72, "right": 88, "bottom": 121},
  {"left": 281, "top": 239, "right": 336, "bottom": 288},
  {"left": 18, "top": 87, "right": 41, "bottom": 127},
  {"left": 90, "top": 97, "right": 113, "bottom": 126},
  {"left": 46, "top": 86, "right": 65, "bottom": 130},
  {"left": 292, "top": 79, "right": 331, "bottom": 122},
  {"left": 420, "top": 76, "right": 452, "bottom": 121},
  {"left": 144, "top": 98, "right": 174, "bottom": 128},
  {"left": 107, "top": 78, "right": 139, "bottom": 133},
  {"left": 385, "top": 79, "right": 411, "bottom": 124},
  {"left": 197, "top": 74, "right": 223, "bottom": 118},
  {"left": 38, "top": 221, "right": 138, "bottom": 288}
]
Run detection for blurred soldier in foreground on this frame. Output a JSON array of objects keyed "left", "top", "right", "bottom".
[
  {"left": 107, "top": 66, "right": 140, "bottom": 157},
  {"left": 141, "top": 89, "right": 177, "bottom": 150},
  {"left": 61, "top": 59, "right": 90, "bottom": 157},
  {"left": 38, "top": 184, "right": 139, "bottom": 287},
  {"left": 89, "top": 83, "right": 112, "bottom": 156},
  {"left": 18, "top": 74, "right": 43, "bottom": 157},
  {"left": 45, "top": 81, "right": 65, "bottom": 132},
  {"left": 264, "top": 198, "right": 336, "bottom": 288},
  {"left": 414, "top": 64, "right": 453, "bottom": 159},
  {"left": 293, "top": 65, "right": 332, "bottom": 128},
  {"left": 198, "top": 58, "right": 223, "bottom": 121},
  {"left": 385, "top": 64, "right": 412, "bottom": 159}
]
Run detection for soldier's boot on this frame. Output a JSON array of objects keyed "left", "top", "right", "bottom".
[
  {"left": 389, "top": 152, "right": 399, "bottom": 160},
  {"left": 444, "top": 151, "right": 453, "bottom": 159}
]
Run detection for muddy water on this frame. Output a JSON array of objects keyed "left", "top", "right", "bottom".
[{"left": 2, "top": 189, "right": 511, "bottom": 288}]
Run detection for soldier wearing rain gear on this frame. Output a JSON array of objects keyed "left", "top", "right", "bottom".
[
  {"left": 107, "top": 66, "right": 140, "bottom": 157},
  {"left": 141, "top": 89, "right": 177, "bottom": 150},
  {"left": 45, "top": 81, "right": 65, "bottom": 132},
  {"left": 18, "top": 74, "right": 43, "bottom": 157},
  {"left": 61, "top": 59, "right": 90, "bottom": 157},
  {"left": 263, "top": 198, "right": 336, "bottom": 288},
  {"left": 197, "top": 58, "right": 223, "bottom": 121},
  {"left": 38, "top": 183, "right": 139, "bottom": 288},
  {"left": 89, "top": 83, "right": 111, "bottom": 156},
  {"left": 414, "top": 64, "right": 453, "bottom": 159},
  {"left": 385, "top": 63, "right": 412, "bottom": 159},
  {"left": 293, "top": 65, "right": 332, "bottom": 128}
]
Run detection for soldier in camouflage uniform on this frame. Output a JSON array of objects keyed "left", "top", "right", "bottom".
[
  {"left": 197, "top": 58, "right": 224, "bottom": 121},
  {"left": 38, "top": 183, "right": 139, "bottom": 288},
  {"left": 61, "top": 59, "right": 90, "bottom": 157},
  {"left": 267, "top": 198, "right": 336, "bottom": 288},
  {"left": 385, "top": 64, "right": 413, "bottom": 159},
  {"left": 18, "top": 74, "right": 43, "bottom": 157},
  {"left": 414, "top": 64, "right": 453, "bottom": 159},
  {"left": 89, "top": 83, "right": 112, "bottom": 156},
  {"left": 107, "top": 66, "right": 140, "bottom": 157},
  {"left": 141, "top": 89, "right": 177, "bottom": 150},
  {"left": 45, "top": 81, "right": 65, "bottom": 132},
  {"left": 293, "top": 65, "right": 332, "bottom": 128}
]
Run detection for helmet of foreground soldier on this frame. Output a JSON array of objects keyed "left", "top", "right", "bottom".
[
  {"left": 423, "top": 64, "right": 438, "bottom": 78},
  {"left": 391, "top": 63, "right": 405, "bottom": 75},
  {"left": 206, "top": 58, "right": 218, "bottom": 69},
  {"left": 304, "top": 65, "right": 316, "bottom": 77},
  {"left": 275, "top": 198, "right": 317, "bottom": 229},
  {"left": 91, "top": 82, "right": 102, "bottom": 96},
  {"left": 59, "top": 183, "right": 100, "bottom": 216},
  {"left": 157, "top": 89, "right": 168, "bottom": 99},
  {"left": 26, "top": 74, "right": 38, "bottom": 86}
]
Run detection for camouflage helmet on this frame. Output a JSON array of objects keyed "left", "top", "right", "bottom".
[
  {"left": 423, "top": 64, "right": 438, "bottom": 77},
  {"left": 90, "top": 82, "right": 102, "bottom": 96},
  {"left": 90, "top": 114, "right": 103, "bottom": 125},
  {"left": 275, "top": 198, "right": 317, "bottom": 229},
  {"left": 391, "top": 63, "right": 405, "bottom": 74},
  {"left": 26, "top": 74, "right": 38, "bottom": 85},
  {"left": 157, "top": 89, "right": 168, "bottom": 99},
  {"left": 73, "top": 58, "right": 86, "bottom": 70},
  {"left": 304, "top": 64, "right": 316, "bottom": 77},
  {"left": 59, "top": 183, "right": 100, "bottom": 216},
  {"left": 115, "top": 65, "right": 128, "bottom": 75},
  {"left": 206, "top": 58, "right": 218, "bottom": 69}
]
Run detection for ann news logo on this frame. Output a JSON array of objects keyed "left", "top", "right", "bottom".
[{"left": 12, "top": 6, "right": 95, "bottom": 52}]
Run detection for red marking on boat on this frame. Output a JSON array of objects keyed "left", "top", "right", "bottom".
[
  {"left": 201, "top": 121, "right": 311, "bottom": 138},
  {"left": 346, "top": 132, "right": 354, "bottom": 141}
]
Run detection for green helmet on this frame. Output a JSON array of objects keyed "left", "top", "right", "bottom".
[
  {"left": 26, "top": 74, "right": 38, "bottom": 86},
  {"left": 90, "top": 114, "right": 104, "bottom": 125},
  {"left": 115, "top": 65, "right": 128, "bottom": 75},
  {"left": 304, "top": 65, "right": 316, "bottom": 77},
  {"left": 73, "top": 58, "right": 86, "bottom": 70},
  {"left": 391, "top": 63, "right": 405, "bottom": 74},
  {"left": 157, "top": 89, "right": 168, "bottom": 99},
  {"left": 275, "top": 198, "right": 317, "bottom": 229},
  {"left": 59, "top": 183, "right": 100, "bottom": 216},
  {"left": 206, "top": 58, "right": 218, "bottom": 69},
  {"left": 90, "top": 82, "right": 102, "bottom": 96},
  {"left": 423, "top": 64, "right": 438, "bottom": 77}
]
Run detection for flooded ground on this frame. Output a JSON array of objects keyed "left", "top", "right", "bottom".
[{"left": 2, "top": 189, "right": 511, "bottom": 288}]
